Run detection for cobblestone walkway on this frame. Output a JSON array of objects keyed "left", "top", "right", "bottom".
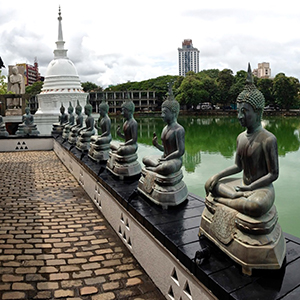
[{"left": 0, "top": 151, "right": 165, "bottom": 300}]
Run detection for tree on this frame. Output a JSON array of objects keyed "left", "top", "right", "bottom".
[
  {"left": 195, "top": 74, "right": 219, "bottom": 105},
  {"left": 175, "top": 73, "right": 203, "bottom": 109},
  {"left": 197, "top": 69, "right": 220, "bottom": 80},
  {"left": 272, "top": 73, "right": 300, "bottom": 110},
  {"left": 0, "top": 70, "right": 7, "bottom": 94},
  {"left": 81, "top": 81, "right": 102, "bottom": 92},
  {"left": 229, "top": 70, "right": 247, "bottom": 102},
  {"left": 257, "top": 78, "right": 274, "bottom": 106},
  {"left": 217, "top": 69, "right": 234, "bottom": 107},
  {"left": 25, "top": 81, "right": 43, "bottom": 97}
]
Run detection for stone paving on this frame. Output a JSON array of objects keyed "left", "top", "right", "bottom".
[{"left": 0, "top": 151, "right": 165, "bottom": 300}]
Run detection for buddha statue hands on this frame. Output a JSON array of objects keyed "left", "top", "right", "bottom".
[
  {"left": 116, "top": 125, "right": 123, "bottom": 139},
  {"left": 152, "top": 132, "right": 162, "bottom": 150},
  {"left": 20, "top": 107, "right": 34, "bottom": 127}
]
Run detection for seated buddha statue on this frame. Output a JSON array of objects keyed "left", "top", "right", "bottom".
[
  {"left": 200, "top": 64, "right": 285, "bottom": 275},
  {"left": 76, "top": 102, "right": 95, "bottom": 151},
  {"left": 142, "top": 88, "right": 185, "bottom": 176},
  {"left": 107, "top": 96, "right": 141, "bottom": 178},
  {"left": 16, "top": 106, "right": 39, "bottom": 136},
  {"left": 138, "top": 85, "right": 188, "bottom": 207},
  {"left": 68, "top": 101, "right": 83, "bottom": 145},
  {"left": 52, "top": 104, "right": 68, "bottom": 134},
  {"left": 0, "top": 115, "right": 9, "bottom": 137},
  {"left": 94, "top": 100, "right": 112, "bottom": 146},
  {"left": 110, "top": 98, "right": 138, "bottom": 156},
  {"left": 88, "top": 100, "right": 112, "bottom": 162},
  {"left": 62, "top": 102, "right": 75, "bottom": 140},
  {"left": 205, "top": 77, "right": 277, "bottom": 218}
]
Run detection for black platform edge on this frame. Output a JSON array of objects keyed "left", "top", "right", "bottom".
[
  {"left": 56, "top": 136, "right": 300, "bottom": 300},
  {"left": 0, "top": 134, "right": 52, "bottom": 139}
]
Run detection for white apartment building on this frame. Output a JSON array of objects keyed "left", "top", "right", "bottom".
[
  {"left": 178, "top": 39, "right": 200, "bottom": 76},
  {"left": 253, "top": 62, "right": 271, "bottom": 78}
]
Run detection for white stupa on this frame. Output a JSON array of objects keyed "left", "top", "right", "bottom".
[{"left": 36, "top": 7, "right": 88, "bottom": 115}]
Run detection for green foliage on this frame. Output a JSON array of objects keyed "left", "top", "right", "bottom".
[
  {"left": 25, "top": 81, "right": 43, "bottom": 97},
  {"left": 81, "top": 81, "right": 102, "bottom": 92},
  {"left": 197, "top": 69, "right": 220, "bottom": 79},
  {"left": 176, "top": 73, "right": 202, "bottom": 108},
  {"left": 0, "top": 70, "right": 7, "bottom": 94},
  {"left": 106, "top": 75, "right": 181, "bottom": 102},
  {"left": 101, "top": 69, "right": 300, "bottom": 110},
  {"left": 272, "top": 73, "right": 300, "bottom": 110},
  {"left": 257, "top": 78, "right": 274, "bottom": 105},
  {"left": 175, "top": 71, "right": 220, "bottom": 108},
  {"left": 217, "top": 69, "right": 234, "bottom": 106}
]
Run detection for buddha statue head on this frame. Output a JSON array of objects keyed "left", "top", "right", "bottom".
[
  {"left": 99, "top": 100, "right": 109, "bottom": 114},
  {"left": 68, "top": 102, "right": 74, "bottom": 114},
  {"left": 237, "top": 64, "right": 265, "bottom": 121},
  {"left": 75, "top": 100, "right": 82, "bottom": 115},
  {"left": 84, "top": 101, "right": 93, "bottom": 116},
  {"left": 121, "top": 92, "right": 135, "bottom": 115},
  {"left": 60, "top": 103, "right": 65, "bottom": 114},
  {"left": 25, "top": 106, "right": 30, "bottom": 115},
  {"left": 162, "top": 83, "right": 180, "bottom": 119}
]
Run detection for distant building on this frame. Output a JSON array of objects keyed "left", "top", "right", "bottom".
[
  {"left": 178, "top": 39, "right": 200, "bottom": 76},
  {"left": 17, "top": 59, "right": 41, "bottom": 86},
  {"left": 253, "top": 62, "right": 271, "bottom": 79}
]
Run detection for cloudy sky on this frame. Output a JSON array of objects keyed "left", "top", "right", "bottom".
[{"left": 1, "top": 0, "right": 300, "bottom": 87}]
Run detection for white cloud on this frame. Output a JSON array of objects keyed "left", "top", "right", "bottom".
[{"left": 1, "top": 0, "right": 300, "bottom": 87}]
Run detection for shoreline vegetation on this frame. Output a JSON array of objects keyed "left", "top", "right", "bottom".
[{"left": 121, "top": 109, "right": 300, "bottom": 117}]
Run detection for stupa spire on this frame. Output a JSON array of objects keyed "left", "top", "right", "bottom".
[
  {"left": 58, "top": 6, "right": 63, "bottom": 41},
  {"left": 54, "top": 6, "right": 68, "bottom": 59}
]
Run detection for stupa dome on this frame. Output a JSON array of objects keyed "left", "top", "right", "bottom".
[
  {"left": 46, "top": 58, "right": 78, "bottom": 77},
  {"left": 36, "top": 6, "right": 87, "bottom": 115}
]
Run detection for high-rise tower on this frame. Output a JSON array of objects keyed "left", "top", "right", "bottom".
[{"left": 178, "top": 39, "right": 199, "bottom": 76}]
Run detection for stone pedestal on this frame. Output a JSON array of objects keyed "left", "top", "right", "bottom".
[
  {"left": 88, "top": 142, "right": 110, "bottom": 162},
  {"left": 68, "top": 130, "right": 79, "bottom": 145},
  {"left": 106, "top": 152, "right": 141, "bottom": 179},
  {"left": 0, "top": 126, "right": 9, "bottom": 137},
  {"left": 16, "top": 125, "right": 39, "bottom": 136},
  {"left": 62, "top": 125, "right": 71, "bottom": 140},
  {"left": 52, "top": 124, "right": 65, "bottom": 135},
  {"left": 76, "top": 134, "right": 92, "bottom": 152},
  {"left": 138, "top": 169, "right": 188, "bottom": 208},
  {"left": 199, "top": 194, "right": 286, "bottom": 275}
]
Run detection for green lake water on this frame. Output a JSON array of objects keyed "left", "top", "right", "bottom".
[{"left": 109, "top": 115, "right": 300, "bottom": 238}]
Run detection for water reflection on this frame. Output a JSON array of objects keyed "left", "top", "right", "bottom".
[
  {"left": 263, "top": 117, "right": 300, "bottom": 155},
  {"left": 110, "top": 115, "right": 300, "bottom": 238},
  {"left": 110, "top": 115, "right": 300, "bottom": 161}
]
